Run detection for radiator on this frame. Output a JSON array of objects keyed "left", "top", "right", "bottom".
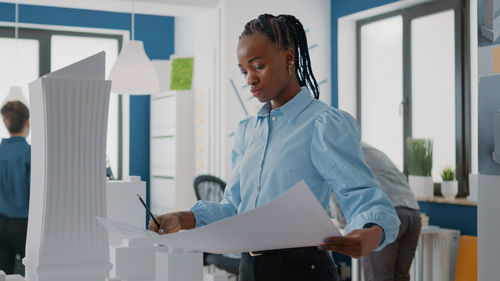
[
  {"left": 351, "top": 227, "right": 460, "bottom": 281},
  {"left": 413, "top": 227, "right": 461, "bottom": 281}
]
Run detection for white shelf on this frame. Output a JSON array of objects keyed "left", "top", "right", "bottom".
[{"left": 150, "top": 60, "right": 196, "bottom": 215}]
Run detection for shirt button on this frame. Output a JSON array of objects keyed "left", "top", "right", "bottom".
[
  {"left": 255, "top": 185, "right": 258, "bottom": 190},
  {"left": 271, "top": 116, "right": 276, "bottom": 121},
  {"left": 311, "top": 265, "right": 316, "bottom": 270}
]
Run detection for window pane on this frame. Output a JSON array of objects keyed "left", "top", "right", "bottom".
[
  {"left": 0, "top": 38, "right": 39, "bottom": 141},
  {"left": 360, "top": 15, "right": 404, "bottom": 170},
  {"left": 411, "top": 10, "right": 456, "bottom": 182},
  {"left": 51, "top": 35, "right": 119, "bottom": 178}
]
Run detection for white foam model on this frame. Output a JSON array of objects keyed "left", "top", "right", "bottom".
[
  {"left": 106, "top": 176, "right": 146, "bottom": 246},
  {"left": 493, "top": 109, "right": 500, "bottom": 164},
  {"left": 481, "top": 0, "right": 500, "bottom": 42},
  {"left": 204, "top": 272, "right": 229, "bottom": 281},
  {"left": 23, "top": 52, "right": 112, "bottom": 281},
  {"left": 110, "top": 238, "right": 167, "bottom": 281},
  {"left": 155, "top": 249, "right": 203, "bottom": 281}
]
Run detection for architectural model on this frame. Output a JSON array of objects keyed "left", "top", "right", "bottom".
[
  {"left": 155, "top": 249, "right": 203, "bottom": 281},
  {"left": 106, "top": 176, "right": 146, "bottom": 246},
  {"left": 23, "top": 52, "right": 112, "bottom": 281},
  {"left": 494, "top": 109, "right": 500, "bottom": 164},
  {"left": 481, "top": 0, "right": 500, "bottom": 42},
  {"left": 110, "top": 238, "right": 165, "bottom": 281}
]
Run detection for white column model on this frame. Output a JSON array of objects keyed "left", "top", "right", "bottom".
[
  {"left": 481, "top": 0, "right": 500, "bottom": 42},
  {"left": 24, "top": 52, "right": 112, "bottom": 281}
]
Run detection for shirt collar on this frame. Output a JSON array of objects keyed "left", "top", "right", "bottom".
[
  {"left": 1, "top": 136, "right": 27, "bottom": 143},
  {"left": 256, "top": 87, "right": 314, "bottom": 124}
]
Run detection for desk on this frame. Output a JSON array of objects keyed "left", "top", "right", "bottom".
[{"left": 5, "top": 275, "right": 24, "bottom": 281}]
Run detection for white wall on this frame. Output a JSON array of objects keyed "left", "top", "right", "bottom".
[
  {"left": 175, "top": 8, "right": 225, "bottom": 178},
  {"left": 174, "top": 0, "right": 331, "bottom": 181}
]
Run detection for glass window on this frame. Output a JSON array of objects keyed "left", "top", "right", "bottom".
[
  {"left": 0, "top": 38, "right": 39, "bottom": 141},
  {"left": 357, "top": 0, "right": 469, "bottom": 193},
  {"left": 411, "top": 10, "right": 456, "bottom": 182},
  {"left": 51, "top": 35, "right": 120, "bottom": 178},
  {"left": 360, "top": 15, "right": 404, "bottom": 170}
]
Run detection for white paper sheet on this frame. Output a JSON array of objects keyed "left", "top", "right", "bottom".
[{"left": 98, "top": 181, "right": 341, "bottom": 254}]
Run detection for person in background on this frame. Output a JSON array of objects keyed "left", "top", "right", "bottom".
[
  {"left": 0, "top": 101, "right": 31, "bottom": 275},
  {"left": 150, "top": 14, "right": 400, "bottom": 281},
  {"left": 330, "top": 142, "right": 421, "bottom": 281}
]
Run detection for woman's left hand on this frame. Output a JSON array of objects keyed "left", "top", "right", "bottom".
[{"left": 318, "top": 224, "right": 384, "bottom": 258}]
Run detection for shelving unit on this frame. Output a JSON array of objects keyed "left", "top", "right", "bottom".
[{"left": 150, "top": 60, "right": 196, "bottom": 215}]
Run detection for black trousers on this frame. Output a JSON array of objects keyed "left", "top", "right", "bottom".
[
  {"left": 0, "top": 214, "right": 28, "bottom": 274},
  {"left": 361, "top": 207, "right": 422, "bottom": 281},
  {"left": 239, "top": 247, "right": 339, "bottom": 281}
]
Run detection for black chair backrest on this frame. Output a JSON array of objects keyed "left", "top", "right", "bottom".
[{"left": 193, "top": 175, "right": 226, "bottom": 202}]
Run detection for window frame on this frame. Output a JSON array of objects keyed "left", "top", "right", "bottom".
[
  {"left": 0, "top": 26, "right": 125, "bottom": 180},
  {"left": 355, "top": 0, "right": 471, "bottom": 196}
]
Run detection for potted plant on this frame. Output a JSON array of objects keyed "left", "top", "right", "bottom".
[
  {"left": 441, "top": 167, "right": 458, "bottom": 200},
  {"left": 407, "top": 138, "right": 434, "bottom": 197}
]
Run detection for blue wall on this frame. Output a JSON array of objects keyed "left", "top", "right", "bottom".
[
  {"left": 0, "top": 2, "right": 175, "bottom": 208},
  {"left": 419, "top": 202, "right": 477, "bottom": 236}
]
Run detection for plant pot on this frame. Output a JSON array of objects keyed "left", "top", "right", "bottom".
[
  {"left": 441, "top": 180, "right": 458, "bottom": 200},
  {"left": 408, "top": 175, "right": 434, "bottom": 197}
]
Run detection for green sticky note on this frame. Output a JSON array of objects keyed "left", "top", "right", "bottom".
[{"left": 170, "top": 57, "right": 194, "bottom": 90}]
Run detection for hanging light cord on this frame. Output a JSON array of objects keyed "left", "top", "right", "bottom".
[
  {"left": 14, "top": 2, "right": 19, "bottom": 85},
  {"left": 15, "top": 3, "right": 19, "bottom": 38},
  {"left": 131, "top": 1, "right": 135, "bottom": 40}
]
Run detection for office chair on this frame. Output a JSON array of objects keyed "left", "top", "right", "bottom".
[
  {"left": 454, "top": 235, "right": 477, "bottom": 281},
  {"left": 193, "top": 175, "right": 240, "bottom": 275},
  {"left": 193, "top": 175, "right": 226, "bottom": 202}
]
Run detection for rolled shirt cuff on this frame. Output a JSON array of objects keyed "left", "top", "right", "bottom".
[{"left": 345, "top": 210, "right": 400, "bottom": 251}]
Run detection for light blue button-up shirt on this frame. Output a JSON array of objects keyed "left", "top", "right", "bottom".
[{"left": 190, "top": 88, "right": 400, "bottom": 250}]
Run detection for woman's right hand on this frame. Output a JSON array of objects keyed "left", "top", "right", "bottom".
[{"left": 149, "top": 211, "right": 196, "bottom": 234}]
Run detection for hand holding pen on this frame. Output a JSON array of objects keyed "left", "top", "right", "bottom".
[
  {"left": 136, "top": 194, "right": 164, "bottom": 233},
  {"left": 148, "top": 211, "right": 197, "bottom": 234},
  {"left": 137, "top": 194, "right": 197, "bottom": 234}
]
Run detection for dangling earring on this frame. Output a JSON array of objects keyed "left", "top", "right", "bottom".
[{"left": 288, "top": 61, "right": 294, "bottom": 76}]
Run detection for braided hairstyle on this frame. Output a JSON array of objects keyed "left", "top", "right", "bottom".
[
  {"left": 240, "top": 14, "right": 320, "bottom": 99},
  {"left": 1, "top": 101, "right": 29, "bottom": 134}
]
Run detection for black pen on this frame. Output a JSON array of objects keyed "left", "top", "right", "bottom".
[{"left": 137, "top": 194, "right": 161, "bottom": 230}]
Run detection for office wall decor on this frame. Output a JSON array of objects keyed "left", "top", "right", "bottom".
[{"left": 170, "top": 57, "right": 194, "bottom": 90}]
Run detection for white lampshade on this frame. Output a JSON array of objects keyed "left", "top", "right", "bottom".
[
  {"left": 108, "top": 40, "right": 160, "bottom": 94},
  {"left": 3, "top": 86, "right": 29, "bottom": 106}
]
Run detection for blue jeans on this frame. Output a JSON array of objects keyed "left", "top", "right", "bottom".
[{"left": 239, "top": 247, "right": 339, "bottom": 281}]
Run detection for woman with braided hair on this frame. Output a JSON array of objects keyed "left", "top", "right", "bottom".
[{"left": 151, "top": 14, "right": 400, "bottom": 281}]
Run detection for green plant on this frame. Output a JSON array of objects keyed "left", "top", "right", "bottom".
[
  {"left": 406, "top": 138, "right": 433, "bottom": 177},
  {"left": 441, "top": 167, "right": 455, "bottom": 181}
]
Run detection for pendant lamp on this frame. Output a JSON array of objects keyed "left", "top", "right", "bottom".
[
  {"left": 4, "top": 86, "right": 29, "bottom": 106},
  {"left": 108, "top": 2, "right": 160, "bottom": 94}
]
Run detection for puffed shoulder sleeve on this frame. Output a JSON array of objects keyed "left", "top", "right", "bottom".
[
  {"left": 310, "top": 108, "right": 400, "bottom": 250},
  {"left": 189, "top": 118, "right": 249, "bottom": 227}
]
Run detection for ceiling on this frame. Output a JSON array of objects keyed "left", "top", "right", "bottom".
[
  {"left": 125, "top": 0, "right": 220, "bottom": 8},
  {"left": 4, "top": 0, "right": 222, "bottom": 17}
]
